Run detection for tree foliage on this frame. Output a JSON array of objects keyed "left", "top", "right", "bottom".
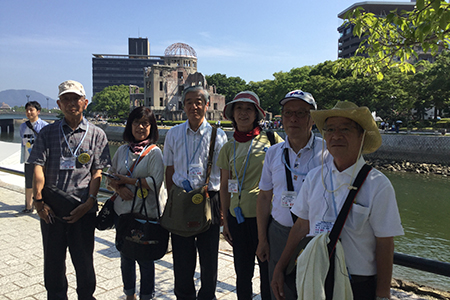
[
  {"left": 87, "top": 85, "right": 130, "bottom": 119},
  {"left": 205, "top": 73, "right": 247, "bottom": 103},
  {"left": 335, "top": 0, "right": 450, "bottom": 79},
  {"left": 206, "top": 52, "right": 450, "bottom": 126}
]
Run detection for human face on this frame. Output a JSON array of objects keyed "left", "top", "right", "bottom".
[
  {"left": 25, "top": 106, "right": 40, "bottom": 122},
  {"left": 57, "top": 93, "right": 88, "bottom": 119},
  {"left": 131, "top": 117, "right": 151, "bottom": 142},
  {"left": 183, "top": 91, "right": 208, "bottom": 126},
  {"left": 233, "top": 102, "right": 257, "bottom": 132},
  {"left": 323, "top": 117, "right": 364, "bottom": 171},
  {"left": 282, "top": 100, "right": 314, "bottom": 141}
]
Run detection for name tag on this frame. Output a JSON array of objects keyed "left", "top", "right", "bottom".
[
  {"left": 314, "top": 221, "right": 334, "bottom": 235},
  {"left": 60, "top": 157, "right": 76, "bottom": 170},
  {"left": 188, "top": 164, "right": 203, "bottom": 176},
  {"left": 281, "top": 191, "right": 297, "bottom": 208},
  {"left": 228, "top": 179, "right": 239, "bottom": 193}
]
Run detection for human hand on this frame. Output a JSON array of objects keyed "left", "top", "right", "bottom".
[
  {"left": 63, "top": 201, "right": 91, "bottom": 224},
  {"left": 112, "top": 173, "right": 130, "bottom": 185},
  {"left": 37, "top": 204, "right": 55, "bottom": 224},
  {"left": 271, "top": 266, "right": 286, "bottom": 300},
  {"left": 118, "top": 186, "right": 134, "bottom": 201},
  {"left": 221, "top": 223, "right": 233, "bottom": 246},
  {"left": 256, "top": 240, "right": 270, "bottom": 262}
]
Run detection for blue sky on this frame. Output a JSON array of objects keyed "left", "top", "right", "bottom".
[{"left": 0, "top": 0, "right": 409, "bottom": 101}]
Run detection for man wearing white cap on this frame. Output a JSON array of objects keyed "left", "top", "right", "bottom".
[
  {"left": 256, "top": 90, "right": 330, "bottom": 299},
  {"left": 271, "top": 101, "right": 404, "bottom": 300},
  {"left": 29, "top": 80, "right": 111, "bottom": 299}
]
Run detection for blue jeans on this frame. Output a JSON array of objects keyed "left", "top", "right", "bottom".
[{"left": 120, "top": 253, "right": 155, "bottom": 300}]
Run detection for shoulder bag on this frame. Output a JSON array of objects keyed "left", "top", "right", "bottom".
[
  {"left": 285, "top": 164, "right": 372, "bottom": 277},
  {"left": 96, "top": 144, "right": 157, "bottom": 230},
  {"left": 115, "top": 177, "right": 169, "bottom": 261},
  {"left": 160, "top": 127, "right": 217, "bottom": 237},
  {"left": 96, "top": 193, "right": 118, "bottom": 230}
]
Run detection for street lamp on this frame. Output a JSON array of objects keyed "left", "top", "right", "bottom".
[
  {"left": 46, "top": 98, "right": 49, "bottom": 110},
  {"left": 26, "top": 95, "right": 30, "bottom": 104}
]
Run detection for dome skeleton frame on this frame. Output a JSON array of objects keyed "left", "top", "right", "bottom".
[{"left": 164, "top": 43, "right": 197, "bottom": 58}]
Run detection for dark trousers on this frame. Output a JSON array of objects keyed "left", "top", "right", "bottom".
[
  {"left": 350, "top": 275, "right": 376, "bottom": 300},
  {"left": 171, "top": 223, "right": 220, "bottom": 300},
  {"left": 227, "top": 214, "right": 271, "bottom": 300},
  {"left": 40, "top": 213, "right": 96, "bottom": 300}
]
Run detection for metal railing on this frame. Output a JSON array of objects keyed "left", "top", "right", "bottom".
[{"left": 1, "top": 166, "right": 449, "bottom": 278}]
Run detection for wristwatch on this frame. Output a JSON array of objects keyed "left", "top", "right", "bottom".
[{"left": 89, "top": 194, "right": 97, "bottom": 201}]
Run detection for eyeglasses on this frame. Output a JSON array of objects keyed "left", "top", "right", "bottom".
[
  {"left": 282, "top": 110, "right": 310, "bottom": 118},
  {"left": 323, "top": 125, "right": 358, "bottom": 136},
  {"left": 132, "top": 121, "right": 150, "bottom": 128}
]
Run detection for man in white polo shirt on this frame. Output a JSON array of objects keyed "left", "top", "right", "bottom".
[
  {"left": 256, "top": 90, "right": 330, "bottom": 299},
  {"left": 271, "top": 101, "right": 404, "bottom": 300},
  {"left": 163, "top": 85, "right": 227, "bottom": 300}
]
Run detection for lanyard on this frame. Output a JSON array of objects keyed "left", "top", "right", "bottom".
[
  {"left": 233, "top": 138, "right": 254, "bottom": 201},
  {"left": 59, "top": 121, "right": 89, "bottom": 158},
  {"left": 126, "top": 145, "right": 149, "bottom": 176},
  {"left": 281, "top": 137, "right": 315, "bottom": 177},
  {"left": 185, "top": 122, "right": 204, "bottom": 173},
  {"left": 329, "top": 172, "right": 339, "bottom": 218}
]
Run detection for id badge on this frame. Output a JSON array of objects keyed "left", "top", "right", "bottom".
[
  {"left": 228, "top": 179, "right": 239, "bottom": 193},
  {"left": 234, "top": 206, "right": 245, "bottom": 224},
  {"left": 314, "top": 221, "right": 334, "bottom": 235},
  {"left": 281, "top": 191, "right": 297, "bottom": 208},
  {"left": 188, "top": 164, "right": 203, "bottom": 176},
  {"left": 60, "top": 156, "right": 76, "bottom": 170}
]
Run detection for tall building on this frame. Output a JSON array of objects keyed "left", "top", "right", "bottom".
[
  {"left": 92, "top": 37, "right": 164, "bottom": 95},
  {"left": 337, "top": 1, "right": 416, "bottom": 59},
  {"left": 128, "top": 38, "right": 149, "bottom": 56}
]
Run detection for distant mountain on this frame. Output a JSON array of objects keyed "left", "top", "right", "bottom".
[{"left": 0, "top": 89, "right": 58, "bottom": 109}]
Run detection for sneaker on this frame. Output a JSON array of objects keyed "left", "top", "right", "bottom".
[{"left": 21, "top": 208, "right": 33, "bottom": 214}]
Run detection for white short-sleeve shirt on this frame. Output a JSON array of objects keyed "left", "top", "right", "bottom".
[
  {"left": 259, "top": 134, "right": 330, "bottom": 227},
  {"left": 291, "top": 156, "right": 404, "bottom": 275},
  {"left": 163, "top": 119, "right": 227, "bottom": 191}
]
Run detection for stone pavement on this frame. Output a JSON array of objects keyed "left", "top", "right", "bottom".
[
  {"left": 0, "top": 141, "right": 436, "bottom": 300},
  {"left": 0, "top": 181, "right": 263, "bottom": 300}
]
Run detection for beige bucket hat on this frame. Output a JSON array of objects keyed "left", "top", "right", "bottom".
[{"left": 311, "top": 101, "right": 382, "bottom": 154}]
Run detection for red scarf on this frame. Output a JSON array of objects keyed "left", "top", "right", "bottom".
[
  {"left": 233, "top": 126, "right": 262, "bottom": 143},
  {"left": 129, "top": 139, "right": 151, "bottom": 155}
]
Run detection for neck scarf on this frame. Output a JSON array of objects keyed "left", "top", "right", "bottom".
[
  {"left": 129, "top": 139, "right": 151, "bottom": 155},
  {"left": 234, "top": 126, "right": 261, "bottom": 143}
]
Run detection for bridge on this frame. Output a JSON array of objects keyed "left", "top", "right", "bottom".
[{"left": 0, "top": 112, "right": 59, "bottom": 133}]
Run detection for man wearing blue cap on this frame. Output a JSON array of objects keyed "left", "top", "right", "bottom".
[{"left": 256, "top": 90, "right": 330, "bottom": 299}]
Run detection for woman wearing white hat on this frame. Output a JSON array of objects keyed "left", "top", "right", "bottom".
[{"left": 217, "top": 91, "right": 283, "bottom": 299}]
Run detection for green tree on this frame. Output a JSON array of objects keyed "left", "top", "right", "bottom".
[
  {"left": 336, "top": 0, "right": 450, "bottom": 78},
  {"left": 87, "top": 85, "right": 130, "bottom": 119},
  {"left": 423, "top": 50, "right": 450, "bottom": 117},
  {"left": 205, "top": 73, "right": 247, "bottom": 103}
]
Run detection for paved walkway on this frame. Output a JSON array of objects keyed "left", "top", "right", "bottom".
[{"left": 0, "top": 141, "right": 436, "bottom": 299}]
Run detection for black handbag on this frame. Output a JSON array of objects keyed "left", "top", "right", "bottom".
[
  {"left": 115, "top": 178, "right": 169, "bottom": 261},
  {"left": 42, "top": 185, "right": 80, "bottom": 222},
  {"left": 96, "top": 194, "right": 118, "bottom": 230}
]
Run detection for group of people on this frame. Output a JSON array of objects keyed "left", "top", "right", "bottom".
[{"left": 23, "top": 79, "right": 403, "bottom": 300}]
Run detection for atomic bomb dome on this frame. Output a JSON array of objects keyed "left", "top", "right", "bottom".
[{"left": 164, "top": 43, "right": 197, "bottom": 58}]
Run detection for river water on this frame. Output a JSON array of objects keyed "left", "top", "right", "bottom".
[{"left": 1, "top": 124, "right": 449, "bottom": 291}]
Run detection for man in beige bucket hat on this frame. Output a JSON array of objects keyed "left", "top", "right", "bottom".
[{"left": 271, "top": 101, "right": 404, "bottom": 300}]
